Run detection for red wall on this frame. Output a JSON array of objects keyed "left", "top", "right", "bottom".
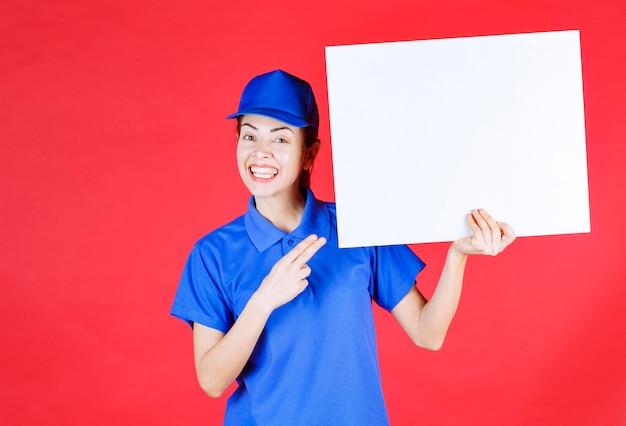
[{"left": 2, "top": 1, "right": 625, "bottom": 424}]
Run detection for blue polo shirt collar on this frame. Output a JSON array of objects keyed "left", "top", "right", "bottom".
[{"left": 244, "top": 189, "right": 331, "bottom": 252}]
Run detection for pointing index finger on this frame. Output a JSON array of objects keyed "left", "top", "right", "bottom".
[
  {"left": 296, "top": 236, "right": 327, "bottom": 265},
  {"left": 284, "top": 234, "right": 327, "bottom": 264}
]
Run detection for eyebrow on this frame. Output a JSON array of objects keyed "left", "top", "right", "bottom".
[{"left": 241, "top": 122, "right": 295, "bottom": 134}]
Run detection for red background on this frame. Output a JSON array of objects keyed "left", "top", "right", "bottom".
[{"left": 2, "top": 0, "right": 625, "bottom": 424}]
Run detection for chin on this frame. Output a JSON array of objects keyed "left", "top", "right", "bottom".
[{"left": 245, "top": 183, "right": 277, "bottom": 199}]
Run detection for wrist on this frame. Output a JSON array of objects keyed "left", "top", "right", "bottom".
[
  {"left": 247, "top": 290, "right": 275, "bottom": 319},
  {"left": 448, "top": 241, "right": 470, "bottom": 264}
]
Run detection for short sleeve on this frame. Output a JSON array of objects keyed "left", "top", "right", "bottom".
[
  {"left": 370, "top": 244, "right": 426, "bottom": 312},
  {"left": 170, "top": 243, "right": 234, "bottom": 332}
]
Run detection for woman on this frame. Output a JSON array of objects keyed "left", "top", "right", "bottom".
[{"left": 171, "top": 69, "right": 516, "bottom": 425}]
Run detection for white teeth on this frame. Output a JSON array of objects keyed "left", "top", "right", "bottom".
[{"left": 251, "top": 166, "right": 278, "bottom": 179}]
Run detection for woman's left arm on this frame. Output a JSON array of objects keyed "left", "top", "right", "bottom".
[{"left": 391, "top": 209, "right": 516, "bottom": 351}]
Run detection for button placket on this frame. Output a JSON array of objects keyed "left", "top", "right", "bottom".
[{"left": 283, "top": 236, "right": 300, "bottom": 253}]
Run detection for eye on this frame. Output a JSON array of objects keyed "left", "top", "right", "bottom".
[
  {"left": 274, "top": 137, "right": 289, "bottom": 144},
  {"left": 241, "top": 134, "right": 255, "bottom": 142}
]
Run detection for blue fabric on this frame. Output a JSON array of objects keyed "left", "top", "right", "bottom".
[
  {"left": 171, "top": 189, "right": 426, "bottom": 425},
  {"left": 226, "top": 69, "right": 320, "bottom": 130}
]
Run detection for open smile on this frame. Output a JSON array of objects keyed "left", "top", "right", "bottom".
[{"left": 250, "top": 166, "right": 278, "bottom": 180}]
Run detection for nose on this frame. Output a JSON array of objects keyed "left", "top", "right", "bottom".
[{"left": 253, "top": 139, "right": 273, "bottom": 158}]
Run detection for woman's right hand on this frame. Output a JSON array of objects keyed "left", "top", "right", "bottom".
[
  {"left": 253, "top": 234, "right": 327, "bottom": 312},
  {"left": 194, "top": 233, "right": 326, "bottom": 398}
]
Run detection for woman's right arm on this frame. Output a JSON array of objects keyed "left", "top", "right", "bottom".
[{"left": 192, "top": 234, "right": 327, "bottom": 398}]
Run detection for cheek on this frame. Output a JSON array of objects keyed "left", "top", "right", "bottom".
[
  {"left": 236, "top": 153, "right": 249, "bottom": 178},
  {"left": 236, "top": 145, "right": 248, "bottom": 165},
  {"left": 283, "top": 151, "right": 306, "bottom": 171}
]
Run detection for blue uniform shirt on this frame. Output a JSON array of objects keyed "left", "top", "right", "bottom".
[{"left": 171, "top": 189, "right": 426, "bottom": 425}]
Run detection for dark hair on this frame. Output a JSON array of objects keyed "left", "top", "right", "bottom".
[
  {"left": 299, "top": 125, "right": 319, "bottom": 188},
  {"left": 236, "top": 117, "right": 319, "bottom": 188}
]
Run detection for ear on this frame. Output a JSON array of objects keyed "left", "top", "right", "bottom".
[{"left": 303, "top": 140, "right": 321, "bottom": 170}]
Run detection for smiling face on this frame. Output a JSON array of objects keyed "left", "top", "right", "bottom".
[{"left": 236, "top": 114, "right": 318, "bottom": 204}]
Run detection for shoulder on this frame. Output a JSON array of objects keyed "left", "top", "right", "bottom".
[
  {"left": 312, "top": 196, "right": 337, "bottom": 225},
  {"left": 181, "top": 214, "right": 254, "bottom": 288},
  {"left": 193, "top": 214, "right": 247, "bottom": 255},
  {"left": 323, "top": 200, "right": 337, "bottom": 216}
]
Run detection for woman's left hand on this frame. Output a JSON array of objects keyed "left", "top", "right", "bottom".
[{"left": 453, "top": 209, "right": 516, "bottom": 256}]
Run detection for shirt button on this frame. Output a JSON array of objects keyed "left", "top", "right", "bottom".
[{"left": 287, "top": 239, "right": 294, "bottom": 245}]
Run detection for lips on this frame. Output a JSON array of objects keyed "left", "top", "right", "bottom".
[{"left": 250, "top": 166, "right": 278, "bottom": 180}]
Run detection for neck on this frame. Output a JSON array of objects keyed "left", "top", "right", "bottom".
[{"left": 254, "top": 187, "right": 307, "bottom": 233}]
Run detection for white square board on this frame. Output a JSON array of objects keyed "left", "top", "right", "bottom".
[{"left": 325, "top": 30, "right": 590, "bottom": 248}]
